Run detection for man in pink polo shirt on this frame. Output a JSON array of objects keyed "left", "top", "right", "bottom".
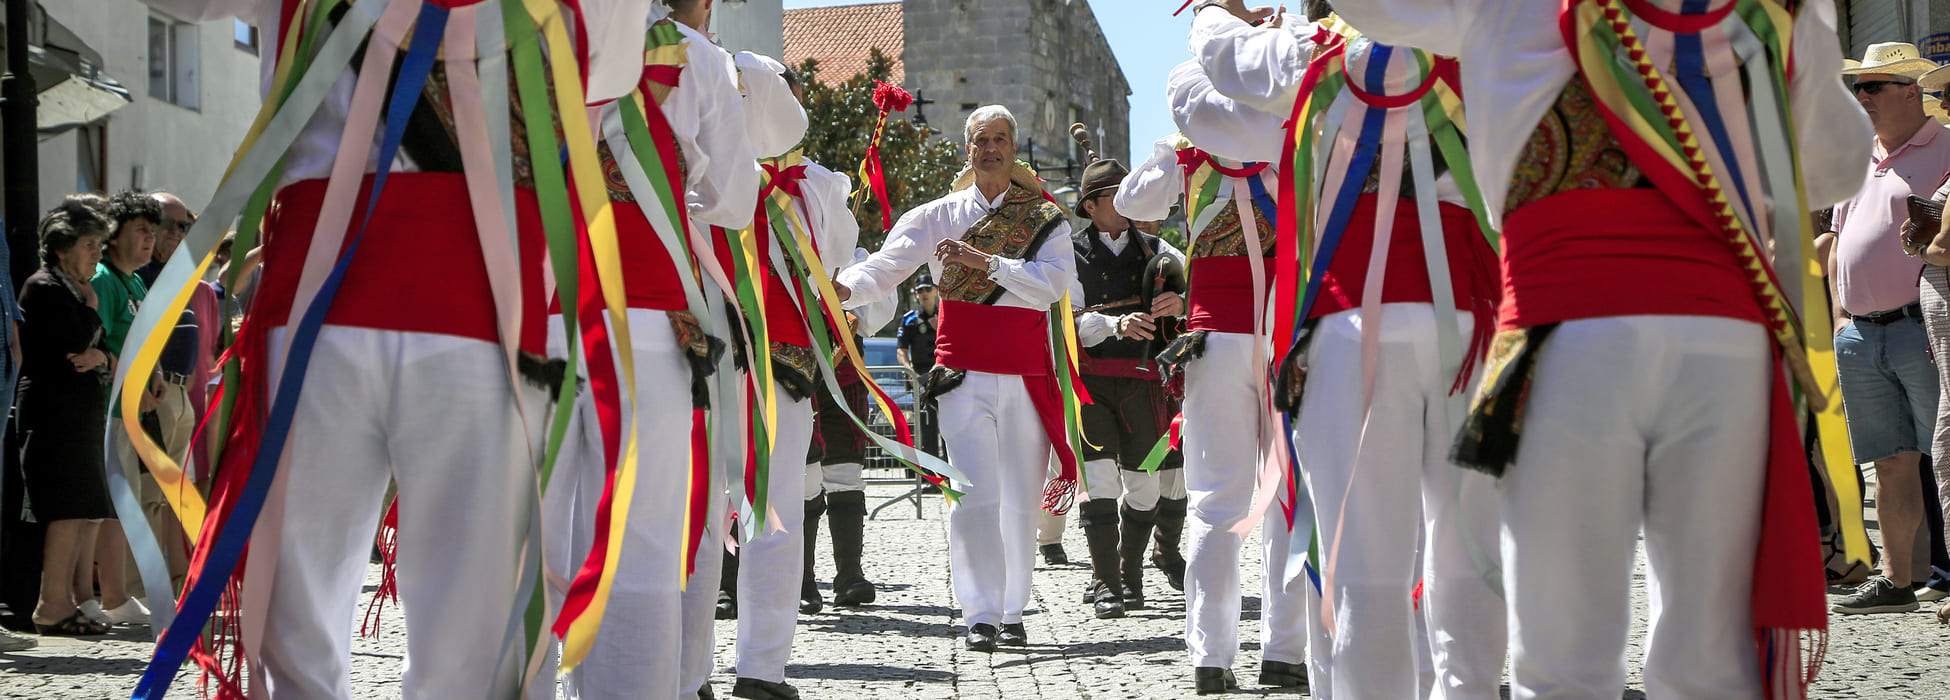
[{"left": 1822, "top": 43, "right": 1950, "bottom": 615}]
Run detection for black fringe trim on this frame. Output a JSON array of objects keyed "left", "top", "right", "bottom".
[
  {"left": 1154, "top": 330, "right": 1209, "bottom": 400},
  {"left": 1450, "top": 324, "right": 1557, "bottom": 477}
]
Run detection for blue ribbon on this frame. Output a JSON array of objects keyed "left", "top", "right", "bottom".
[
  {"left": 1291, "top": 45, "right": 1392, "bottom": 340},
  {"left": 1672, "top": 2, "right": 1754, "bottom": 225},
  {"left": 133, "top": 5, "right": 450, "bottom": 696}
]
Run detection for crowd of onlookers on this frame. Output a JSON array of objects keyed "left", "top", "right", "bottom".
[
  {"left": 1814, "top": 44, "right": 1950, "bottom": 620},
  {"left": 0, "top": 190, "right": 252, "bottom": 650}
]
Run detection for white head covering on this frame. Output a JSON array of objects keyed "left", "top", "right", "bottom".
[
  {"left": 735, "top": 51, "right": 809, "bottom": 159},
  {"left": 1166, "top": 59, "right": 1286, "bottom": 164}
]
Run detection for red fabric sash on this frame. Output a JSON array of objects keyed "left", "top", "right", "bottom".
[
  {"left": 1499, "top": 189, "right": 1764, "bottom": 330},
  {"left": 709, "top": 232, "right": 812, "bottom": 348},
  {"left": 1187, "top": 256, "right": 1276, "bottom": 334},
  {"left": 256, "top": 173, "right": 547, "bottom": 354},
  {"left": 933, "top": 299, "right": 1080, "bottom": 487},
  {"left": 1503, "top": 186, "right": 1827, "bottom": 692},
  {"left": 1078, "top": 356, "right": 1160, "bottom": 380},
  {"left": 1308, "top": 193, "right": 1500, "bottom": 320},
  {"left": 546, "top": 198, "right": 688, "bottom": 314}
]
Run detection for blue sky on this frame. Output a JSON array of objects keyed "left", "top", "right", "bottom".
[{"left": 779, "top": 0, "right": 1192, "bottom": 164}]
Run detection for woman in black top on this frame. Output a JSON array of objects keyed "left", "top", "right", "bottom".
[{"left": 19, "top": 204, "right": 115, "bottom": 635}]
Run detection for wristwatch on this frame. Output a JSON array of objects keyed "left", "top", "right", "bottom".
[{"left": 986, "top": 255, "right": 1004, "bottom": 277}]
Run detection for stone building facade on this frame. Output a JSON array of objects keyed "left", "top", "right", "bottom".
[
  {"left": 786, "top": 0, "right": 1130, "bottom": 197},
  {"left": 903, "top": 0, "right": 1130, "bottom": 193}
]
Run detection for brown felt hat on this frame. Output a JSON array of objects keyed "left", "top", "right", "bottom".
[{"left": 1080, "top": 158, "right": 1129, "bottom": 201}]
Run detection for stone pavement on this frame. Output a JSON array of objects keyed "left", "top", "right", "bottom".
[{"left": 4, "top": 482, "right": 1948, "bottom": 699}]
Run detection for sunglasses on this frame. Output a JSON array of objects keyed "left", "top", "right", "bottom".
[{"left": 1852, "top": 79, "right": 1914, "bottom": 95}]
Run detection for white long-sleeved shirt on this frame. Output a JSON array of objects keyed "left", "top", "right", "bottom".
[
  {"left": 143, "top": 0, "right": 649, "bottom": 188},
  {"left": 1113, "top": 61, "right": 1284, "bottom": 252},
  {"left": 1068, "top": 229, "right": 1187, "bottom": 347},
  {"left": 838, "top": 186, "right": 1075, "bottom": 315},
  {"left": 657, "top": 12, "right": 758, "bottom": 231},
  {"left": 1304, "top": 1, "right": 1869, "bottom": 228},
  {"left": 736, "top": 52, "right": 810, "bottom": 162}
]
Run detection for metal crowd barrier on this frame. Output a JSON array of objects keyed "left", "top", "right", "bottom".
[{"left": 858, "top": 365, "right": 942, "bottom": 520}]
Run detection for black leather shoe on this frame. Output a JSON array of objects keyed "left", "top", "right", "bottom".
[
  {"left": 965, "top": 623, "right": 998, "bottom": 652},
  {"left": 730, "top": 677, "right": 800, "bottom": 700},
  {"left": 997, "top": 621, "right": 1027, "bottom": 646},
  {"left": 1122, "top": 582, "right": 1146, "bottom": 610},
  {"left": 1259, "top": 660, "right": 1307, "bottom": 688},
  {"left": 799, "top": 579, "right": 822, "bottom": 615},
  {"left": 833, "top": 578, "right": 877, "bottom": 606},
  {"left": 1194, "top": 667, "right": 1239, "bottom": 695},
  {"left": 715, "top": 591, "right": 737, "bottom": 620},
  {"left": 1090, "top": 581, "right": 1126, "bottom": 619},
  {"left": 697, "top": 684, "right": 714, "bottom": 700},
  {"left": 1040, "top": 543, "right": 1070, "bottom": 566}
]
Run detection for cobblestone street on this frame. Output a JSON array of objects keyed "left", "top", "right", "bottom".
[{"left": 4, "top": 482, "right": 1948, "bottom": 699}]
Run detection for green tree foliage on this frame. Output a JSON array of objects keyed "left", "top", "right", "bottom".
[{"left": 795, "top": 49, "right": 964, "bottom": 252}]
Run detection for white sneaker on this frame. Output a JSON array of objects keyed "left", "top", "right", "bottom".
[
  {"left": 77, "top": 599, "right": 110, "bottom": 626},
  {"left": 0, "top": 628, "right": 37, "bottom": 651},
  {"left": 1918, "top": 586, "right": 1950, "bottom": 603},
  {"left": 102, "top": 598, "right": 151, "bottom": 626}
]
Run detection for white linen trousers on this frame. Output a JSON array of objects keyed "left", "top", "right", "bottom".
[
  {"left": 1501, "top": 315, "right": 1769, "bottom": 699},
  {"left": 940, "top": 369, "right": 1054, "bottom": 628},
  {"left": 1182, "top": 330, "right": 1309, "bottom": 669},
  {"left": 256, "top": 326, "right": 545, "bottom": 700},
  {"left": 1295, "top": 304, "right": 1505, "bottom": 700},
  {"left": 542, "top": 311, "right": 697, "bottom": 700}
]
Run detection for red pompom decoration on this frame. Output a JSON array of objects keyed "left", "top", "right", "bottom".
[{"left": 872, "top": 81, "right": 914, "bottom": 113}]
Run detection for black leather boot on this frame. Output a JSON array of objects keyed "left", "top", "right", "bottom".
[
  {"left": 827, "top": 491, "right": 876, "bottom": 605},
  {"left": 717, "top": 550, "right": 739, "bottom": 619},
  {"left": 1152, "top": 495, "right": 1189, "bottom": 591},
  {"left": 1120, "top": 503, "right": 1157, "bottom": 610},
  {"left": 1259, "top": 659, "right": 1307, "bottom": 688},
  {"left": 800, "top": 493, "right": 825, "bottom": 615},
  {"left": 1080, "top": 498, "right": 1125, "bottom": 619}
]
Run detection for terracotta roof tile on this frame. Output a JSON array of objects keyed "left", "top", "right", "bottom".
[{"left": 783, "top": 2, "right": 904, "bottom": 86}]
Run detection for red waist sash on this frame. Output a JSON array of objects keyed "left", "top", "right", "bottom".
[
  {"left": 708, "top": 232, "right": 811, "bottom": 348},
  {"left": 1078, "top": 356, "right": 1160, "bottom": 380},
  {"left": 934, "top": 300, "right": 1080, "bottom": 504},
  {"left": 256, "top": 173, "right": 546, "bottom": 353},
  {"left": 1500, "top": 189, "right": 1763, "bottom": 330},
  {"left": 546, "top": 199, "right": 688, "bottom": 315},
  {"left": 934, "top": 300, "right": 1050, "bottom": 376},
  {"left": 1187, "top": 256, "right": 1276, "bottom": 334},
  {"left": 1310, "top": 193, "right": 1500, "bottom": 320}
]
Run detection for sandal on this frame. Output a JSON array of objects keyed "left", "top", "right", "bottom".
[{"left": 34, "top": 610, "right": 110, "bottom": 636}]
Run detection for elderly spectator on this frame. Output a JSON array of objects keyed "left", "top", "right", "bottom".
[
  {"left": 1821, "top": 44, "right": 1950, "bottom": 615},
  {"left": 89, "top": 190, "right": 164, "bottom": 626},
  {"left": 18, "top": 204, "right": 117, "bottom": 636}
]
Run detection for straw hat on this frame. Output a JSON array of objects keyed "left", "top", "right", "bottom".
[
  {"left": 1923, "top": 62, "right": 1950, "bottom": 92},
  {"left": 1928, "top": 96, "right": 1950, "bottom": 127},
  {"left": 1841, "top": 42, "right": 1941, "bottom": 79}
]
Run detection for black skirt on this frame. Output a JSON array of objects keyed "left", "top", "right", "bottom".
[{"left": 17, "top": 379, "right": 115, "bottom": 522}]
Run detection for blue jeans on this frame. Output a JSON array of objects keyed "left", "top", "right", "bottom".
[{"left": 1835, "top": 315, "right": 1940, "bottom": 463}]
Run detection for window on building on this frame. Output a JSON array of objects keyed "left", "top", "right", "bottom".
[
  {"left": 148, "top": 15, "right": 200, "bottom": 110},
  {"left": 234, "top": 19, "right": 258, "bottom": 54},
  {"left": 76, "top": 123, "right": 107, "bottom": 194}
]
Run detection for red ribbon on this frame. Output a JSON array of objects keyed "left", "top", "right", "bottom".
[
  {"left": 1175, "top": 148, "right": 1272, "bottom": 179},
  {"left": 1342, "top": 54, "right": 1457, "bottom": 109}
]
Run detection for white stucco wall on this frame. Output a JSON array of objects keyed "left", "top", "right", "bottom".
[
  {"left": 711, "top": 0, "right": 784, "bottom": 60},
  {"left": 40, "top": 0, "right": 262, "bottom": 214}
]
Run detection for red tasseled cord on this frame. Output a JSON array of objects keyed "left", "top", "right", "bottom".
[
  {"left": 188, "top": 561, "right": 249, "bottom": 699},
  {"left": 360, "top": 498, "right": 402, "bottom": 638},
  {"left": 871, "top": 81, "right": 913, "bottom": 114}
]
